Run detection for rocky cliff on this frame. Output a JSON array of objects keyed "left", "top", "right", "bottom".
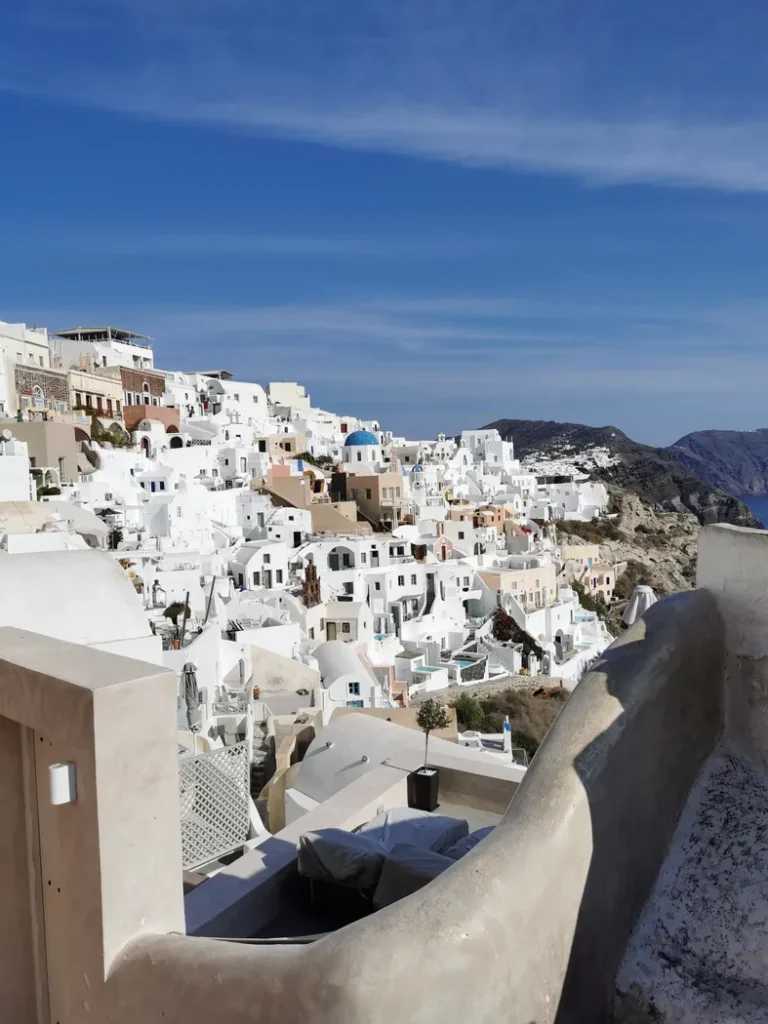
[
  {"left": 668, "top": 428, "right": 768, "bottom": 497},
  {"left": 484, "top": 418, "right": 761, "bottom": 528}
]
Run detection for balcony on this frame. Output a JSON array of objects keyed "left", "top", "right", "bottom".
[{"left": 5, "top": 525, "right": 768, "bottom": 1023}]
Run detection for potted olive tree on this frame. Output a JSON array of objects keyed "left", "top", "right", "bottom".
[{"left": 409, "top": 698, "right": 451, "bottom": 811}]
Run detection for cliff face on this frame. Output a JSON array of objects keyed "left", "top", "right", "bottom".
[
  {"left": 668, "top": 429, "right": 768, "bottom": 497},
  {"left": 483, "top": 418, "right": 761, "bottom": 528}
]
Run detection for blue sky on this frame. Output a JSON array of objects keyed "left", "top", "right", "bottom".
[{"left": 3, "top": 1, "right": 768, "bottom": 444}]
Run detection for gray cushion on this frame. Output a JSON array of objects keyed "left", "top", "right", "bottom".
[
  {"left": 373, "top": 842, "right": 454, "bottom": 909},
  {"left": 297, "top": 828, "right": 387, "bottom": 888},
  {"left": 444, "top": 825, "right": 496, "bottom": 860},
  {"left": 360, "top": 807, "right": 468, "bottom": 854}
]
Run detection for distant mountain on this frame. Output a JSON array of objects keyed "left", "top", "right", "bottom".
[
  {"left": 668, "top": 429, "right": 768, "bottom": 497},
  {"left": 483, "top": 418, "right": 761, "bottom": 528}
]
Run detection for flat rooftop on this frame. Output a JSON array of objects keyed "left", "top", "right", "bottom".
[{"left": 56, "top": 326, "right": 151, "bottom": 344}]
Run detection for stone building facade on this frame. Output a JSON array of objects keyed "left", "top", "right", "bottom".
[
  {"left": 119, "top": 367, "right": 166, "bottom": 405},
  {"left": 14, "top": 365, "right": 71, "bottom": 416}
]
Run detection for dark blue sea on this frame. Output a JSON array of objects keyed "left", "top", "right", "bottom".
[{"left": 738, "top": 496, "right": 768, "bottom": 527}]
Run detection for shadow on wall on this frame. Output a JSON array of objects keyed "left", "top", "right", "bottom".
[{"left": 549, "top": 591, "right": 724, "bottom": 1021}]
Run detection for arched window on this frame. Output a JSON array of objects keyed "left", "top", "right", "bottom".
[
  {"left": 32, "top": 385, "right": 45, "bottom": 409},
  {"left": 142, "top": 382, "right": 150, "bottom": 401}
]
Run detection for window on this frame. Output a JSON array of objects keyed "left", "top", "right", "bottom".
[
  {"left": 233, "top": 393, "right": 240, "bottom": 401},
  {"left": 275, "top": 570, "right": 284, "bottom": 584},
  {"left": 125, "top": 393, "right": 132, "bottom": 405},
  {"left": 398, "top": 575, "right": 405, "bottom": 586},
  {"left": 159, "top": 481, "right": 165, "bottom": 491},
  {"left": 288, "top": 514, "right": 294, "bottom": 522},
  {"left": 366, "top": 488, "right": 372, "bottom": 499},
  {"left": 39, "top": 355, "right": 44, "bottom": 367},
  {"left": 350, "top": 489, "right": 357, "bottom": 499},
  {"left": 309, "top": 627, "right": 315, "bottom": 640},
  {"left": 606, "top": 577, "right": 611, "bottom": 585},
  {"left": 463, "top": 576, "right": 470, "bottom": 587},
  {"left": 58, "top": 457, "right": 66, "bottom": 483},
  {"left": 253, "top": 395, "right": 259, "bottom": 403},
  {"left": 285, "top": 442, "right": 292, "bottom": 452},
  {"left": 258, "top": 440, "right": 267, "bottom": 453},
  {"left": 257, "top": 513, "right": 265, "bottom": 527},
  {"left": 342, "top": 622, "right": 351, "bottom": 634},
  {"left": 458, "top": 531, "right": 465, "bottom": 539},
  {"left": 374, "top": 582, "right": 381, "bottom": 591},
  {"left": 396, "top": 487, "right": 401, "bottom": 497},
  {"left": 142, "top": 382, "right": 150, "bottom": 398},
  {"left": 224, "top": 458, "right": 229, "bottom": 466},
  {"left": 356, "top": 451, "right": 362, "bottom": 462},
  {"left": 263, "top": 553, "right": 271, "bottom": 564},
  {"left": 348, "top": 681, "right": 360, "bottom": 695},
  {"left": 32, "top": 385, "right": 45, "bottom": 409},
  {"left": 252, "top": 571, "right": 260, "bottom": 586},
  {"left": 212, "top": 468, "right": 218, "bottom": 477},
  {"left": 320, "top": 618, "right": 325, "bottom": 631},
  {"left": 411, "top": 574, "right": 417, "bottom": 585},
  {"left": 360, "top": 553, "right": 367, "bottom": 564},
  {"left": 74, "top": 392, "right": 82, "bottom": 406}
]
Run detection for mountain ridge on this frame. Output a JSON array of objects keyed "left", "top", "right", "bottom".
[
  {"left": 482, "top": 417, "right": 761, "bottom": 528},
  {"left": 669, "top": 428, "right": 768, "bottom": 497}
]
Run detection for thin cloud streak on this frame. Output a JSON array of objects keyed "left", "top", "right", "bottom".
[{"left": 5, "top": 0, "right": 768, "bottom": 192}]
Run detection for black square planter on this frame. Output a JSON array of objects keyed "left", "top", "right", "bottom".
[{"left": 407, "top": 767, "right": 440, "bottom": 811}]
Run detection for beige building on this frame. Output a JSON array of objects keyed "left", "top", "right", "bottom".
[
  {"left": 69, "top": 367, "right": 124, "bottom": 423},
  {"left": 255, "top": 473, "right": 372, "bottom": 536},
  {"left": 344, "top": 472, "right": 405, "bottom": 530},
  {"left": 253, "top": 431, "right": 308, "bottom": 461},
  {"left": 479, "top": 563, "right": 558, "bottom": 611},
  {"left": 0, "top": 419, "right": 82, "bottom": 486},
  {"left": 580, "top": 562, "right": 624, "bottom": 605},
  {"left": 560, "top": 543, "right": 601, "bottom": 575}
]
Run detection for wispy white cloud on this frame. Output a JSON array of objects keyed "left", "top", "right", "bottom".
[
  {"left": 18, "top": 231, "right": 521, "bottom": 260},
  {"left": 4, "top": 0, "right": 768, "bottom": 191}
]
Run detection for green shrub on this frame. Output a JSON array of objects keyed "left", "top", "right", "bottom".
[{"left": 454, "top": 692, "right": 485, "bottom": 731}]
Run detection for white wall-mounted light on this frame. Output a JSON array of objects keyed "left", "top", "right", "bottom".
[{"left": 49, "top": 763, "right": 77, "bottom": 805}]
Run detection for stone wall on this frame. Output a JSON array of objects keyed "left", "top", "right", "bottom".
[
  {"left": 119, "top": 367, "right": 166, "bottom": 398},
  {"left": 14, "top": 365, "right": 70, "bottom": 409}
]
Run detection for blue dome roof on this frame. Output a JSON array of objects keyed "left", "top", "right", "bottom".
[
  {"left": 344, "top": 430, "right": 379, "bottom": 447},
  {"left": 411, "top": 464, "right": 424, "bottom": 472}
]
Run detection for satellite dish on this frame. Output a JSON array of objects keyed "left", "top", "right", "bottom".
[{"left": 1, "top": 429, "right": 12, "bottom": 441}]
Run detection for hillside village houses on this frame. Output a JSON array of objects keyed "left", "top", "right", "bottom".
[{"left": 0, "top": 314, "right": 622, "bottom": 872}]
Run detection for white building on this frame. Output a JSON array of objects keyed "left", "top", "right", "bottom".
[{"left": 0, "top": 430, "right": 33, "bottom": 501}]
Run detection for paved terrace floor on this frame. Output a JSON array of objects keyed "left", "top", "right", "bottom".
[{"left": 616, "top": 745, "right": 768, "bottom": 1023}]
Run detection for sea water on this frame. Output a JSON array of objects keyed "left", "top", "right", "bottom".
[{"left": 738, "top": 495, "right": 768, "bottom": 527}]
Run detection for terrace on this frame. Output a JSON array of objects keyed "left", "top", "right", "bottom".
[{"left": 4, "top": 524, "right": 768, "bottom": 1022}]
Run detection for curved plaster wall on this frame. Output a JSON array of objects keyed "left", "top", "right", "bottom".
[{"left": 107, "top": 587, "right": 725, "bottom": 1023}]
